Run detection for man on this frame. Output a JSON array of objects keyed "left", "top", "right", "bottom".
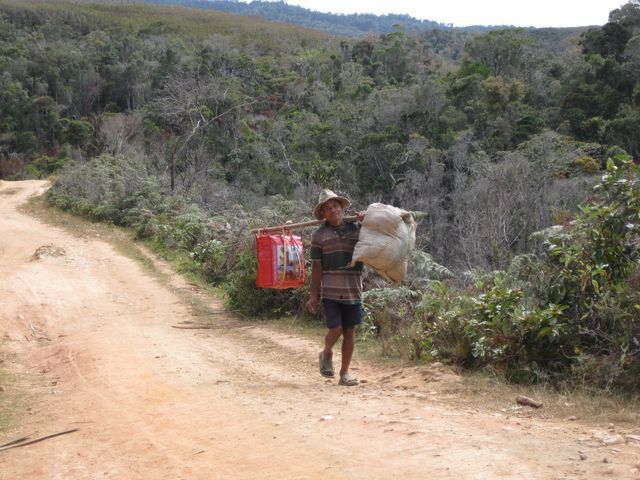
[{"left": 307, "top": 189, "right": 364, "bottom": 386}]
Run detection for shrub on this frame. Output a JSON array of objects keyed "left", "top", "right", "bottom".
[
  {"left": 537, "top": 155, "right": 640, "bottom": 387},
  {"left": 428, "top": 153, "right": 640, "bottom": 388},
  {"left": 362, "top": 286, "right": 421, "bottom": 357},
  {"left": 364, "top": 287, "right": 420, "bottom": 334},
  {"left": 46, "top": 154, "right": 163, "bottom": 225},
  {"left": 191, "top": 239, "right": 227, "bottom": 282},
  {"left": 222, "top": 250, "right": 308, "bottom": 318},
  {"left": 416, "top": 281, "right": 474, "bottom": 364},
  {"left": 573, "top": 155, "right": 599, "bottom": 173}
]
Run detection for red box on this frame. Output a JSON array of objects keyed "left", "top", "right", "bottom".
[{"left": 256, "top": 233, "right": 306, "bottom": 289}]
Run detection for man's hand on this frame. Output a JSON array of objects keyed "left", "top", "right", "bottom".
[
  {"left": 356, "top": 210, "right": 365, "bottom": 222},
  {"left": 307, "top": 297, "right": 318, "bottom": 314}
]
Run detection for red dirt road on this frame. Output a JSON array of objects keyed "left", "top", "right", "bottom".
[{"left": 1, "top": 180, "right": 639, "bottom": 479}]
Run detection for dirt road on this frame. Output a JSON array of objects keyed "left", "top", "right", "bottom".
[{"left": 1, "top": 180, "right": 639, "bottom": 479}]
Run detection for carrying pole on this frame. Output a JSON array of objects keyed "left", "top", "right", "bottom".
[
  {"left": 250, "top": 215, "right": 359, "bottom": 234},
  {"left": 250, "top": 210, "right": 424, "bottom": 235}
]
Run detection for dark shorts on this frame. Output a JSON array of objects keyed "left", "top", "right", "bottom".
[{"left": 322, "top": 299, "right": 363, "bottom": 330}]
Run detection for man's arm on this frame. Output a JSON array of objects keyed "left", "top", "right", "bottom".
[{"left": 306, "top": 259, "right": 323, "bottom": 314}]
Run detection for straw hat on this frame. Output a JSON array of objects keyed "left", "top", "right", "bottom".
[{"left": 313, "top": 189, "right": 351, "bottom": 220}]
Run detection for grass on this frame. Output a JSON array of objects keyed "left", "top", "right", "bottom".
[
  {"left": 0, "top": 370, "right": 23, "bottom": 434},
  {"left": 444, "top": 371, "right": 640, "bottom": 428}
]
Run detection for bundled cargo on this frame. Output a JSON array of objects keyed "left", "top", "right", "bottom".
[
  {"left": 255, "top": 232, "right": 306, "bottom": 289},
  {"left": 350, "top": 203, "right": 416, "bottom": 283}
]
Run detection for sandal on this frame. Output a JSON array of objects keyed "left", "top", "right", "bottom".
[
  {"left": 338, "top": 372, "right": 359, "bottom": 386},
  {"left": 319, "top": 352, "right": 335, "bottom": 377}
]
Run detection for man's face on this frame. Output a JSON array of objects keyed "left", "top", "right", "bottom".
[{"left": 321, "top": 199, "right": 344, "bottom": 226}]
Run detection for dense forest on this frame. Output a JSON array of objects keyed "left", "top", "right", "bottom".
[{"left": 1, "top": 0, "right": 640, "bottom": 391}]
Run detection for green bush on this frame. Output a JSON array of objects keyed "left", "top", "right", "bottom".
[
  {"left": 416, "top": 281, "right": 474, "bottom": 364},
  {"left": 415, "top": 154, "right": 640, "bottom": 389},
  {"left": 222, "top": 250, "right": 308, "bottom": 318},
  {"left": 535, "top": 154, "right": 640, "bottom": 388},
  {"left": 362, "top": 286, "right": 422, "bottom": 358},
  {"left": 46, "top": 154, "right": 163, "bottom": 225},
  {"left": 191, "top": 239, "right": 227, "bottom": 282},
  {"left": 363, "top": 287, "right": 420, "bottom": 334},
  {"left": 23, "top": 155, "right": 68, "bottom": 178}
]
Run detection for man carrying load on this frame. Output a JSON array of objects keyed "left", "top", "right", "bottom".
[{"left": 306, "top": 189, "right": 365, "bottom": 387}]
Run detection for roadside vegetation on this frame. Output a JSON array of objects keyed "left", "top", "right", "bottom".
[
  {"left": 2, "top": 0, "right": 640, "bottom": 393},
  {"left": 0, "top": 371, "right": 22, "bottom": 434}
]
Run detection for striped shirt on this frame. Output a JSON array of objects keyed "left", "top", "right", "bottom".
[{"left": 310, "top": 222, "right": 363, "bottom": 304}]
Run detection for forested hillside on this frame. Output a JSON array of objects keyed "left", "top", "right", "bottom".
[
  {"left": 1, "top": 0, "right": 640, "bottom": 391},
  {"left": 145, "top": 0, "right": 456, "bottom": 37}
]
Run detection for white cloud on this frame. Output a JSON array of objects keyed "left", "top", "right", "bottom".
[{"left": 263, "top": 0, "right": 628, "bottom": 28}]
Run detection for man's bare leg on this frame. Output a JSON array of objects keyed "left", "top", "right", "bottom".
[
  {"left": 340, "top": 327, "right": 355, "bottom": 376},
  {"left": 323, "top": 326, "right": 343, "bottom": 360}
]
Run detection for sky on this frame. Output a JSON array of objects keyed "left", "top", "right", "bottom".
[{"left": 255, "top": 0, "right": 629, "bottom": 28}]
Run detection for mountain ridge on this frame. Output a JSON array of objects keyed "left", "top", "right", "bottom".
[{"left": 143, "top": 0, "right": 501, "bottom": 36}]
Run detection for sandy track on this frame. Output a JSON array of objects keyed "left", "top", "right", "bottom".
[{"left": 0, "top": 179, "right": 638, "bottom": 479}]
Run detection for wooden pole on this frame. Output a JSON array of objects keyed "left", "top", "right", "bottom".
[
  {"left": 250, "top": 215, "right": 359, "bottom": 234},
  {"left": 249, "top": 210, "right": 425, "bottom": 235}
]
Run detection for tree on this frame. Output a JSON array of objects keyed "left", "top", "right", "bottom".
[
  {"left": 64, "top": 119, "right": 93, "bottom": 151},
  {"left": 581, "top": 22, "right": 632, "bottom": 62},
  {"left": 464, "top": 29, "right": 528, "bottom": 77},
  {"left": 0, "top": 73, "right": 30, "bottom": 134},
  {"left": 609, "top": 1, "right": 640, "bottom": 32},
  {"left": 146, "top": 73, "right": 256, "bottom": 191}
]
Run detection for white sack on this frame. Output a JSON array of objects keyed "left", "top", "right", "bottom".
[{"left": 350, "top": 203, "right": 416, "bottom": 283}]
